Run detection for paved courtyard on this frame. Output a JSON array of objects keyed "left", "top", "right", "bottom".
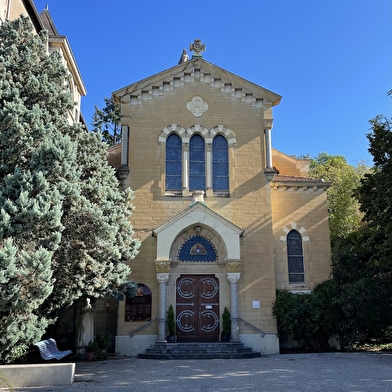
[{"left": 7, "top": 351, "right": 392, "bottom": 392}]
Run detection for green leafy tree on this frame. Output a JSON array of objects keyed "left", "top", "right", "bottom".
[
  {"left": 0, "top": 17, "right": 139, "bottom": 362},
  {"left": 0, "top": 16, "right": 72, "bottom": 363},
  {"left": 352, "top": 113, "right": 392, "bottom": 338},
  {"left": 329, "top": 97, "right": 392, "bottom": 348},
  {"left": 358, "top": 115, "right": 392, "bottom": 240},
  {"left": 91, "top": 97, "right": 121, "bottom": 146},
  {"left": 48, "top": 129, "right": 140, "bottom": 313},
  {"left": 309, "top": 153, "right": 368, "bottom": 245},
  {"left": 273, "top": 282, "right": 339, "bottom": 351}
]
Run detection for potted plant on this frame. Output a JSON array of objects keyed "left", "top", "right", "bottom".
[
  {"left": 221, "top": 307, "right": 231, "bottom": 342},
  {"left": 166, "top": 304, "right": 176, "bottom": 342},
  {"left": 94, "top": 333, "right": 111, "bottom": 359},
  {"left": 85, "top": 341, "right": 98, "bottom": 361}
]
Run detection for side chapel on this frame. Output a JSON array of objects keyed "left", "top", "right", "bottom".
[{"left": 110, "top": 40, "right": 332, "bottom": 356}]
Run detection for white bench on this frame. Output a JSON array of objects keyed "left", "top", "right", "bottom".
[{"left": 34, "top": 338, "right": 72, "bottom": 360}]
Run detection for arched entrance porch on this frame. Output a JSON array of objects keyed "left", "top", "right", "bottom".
[{"left": 152, "top": 201, "right": 244, "bottom": 343}]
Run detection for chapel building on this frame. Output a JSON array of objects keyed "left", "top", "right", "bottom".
[{"left": 110, "top": 40, "right": 332, "bottom": 356}]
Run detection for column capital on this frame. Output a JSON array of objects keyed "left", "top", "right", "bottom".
[
  {"left": 227, "top": 272, "right": 241, "bottom": 283},
  {"left": 155, "top": 260, "right": 171, "bottom": 273},
  {"left": 156, "top": 273, "right": 170, "bottom": 284},
  {"left": 225, "top": 260, "right": 242, "bottom": 273}
]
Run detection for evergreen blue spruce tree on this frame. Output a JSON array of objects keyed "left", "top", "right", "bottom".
[{"left": 0, "top": 16, "right": 139, "bottom": 363}]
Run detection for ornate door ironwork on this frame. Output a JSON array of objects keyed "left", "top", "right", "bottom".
[{"left": 176, "top": 275, "right": 220, "bottom": 342}]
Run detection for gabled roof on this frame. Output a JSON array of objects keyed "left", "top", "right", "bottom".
[
  {"left": 153, "top": 201, "right": 244, "bottom": 261},
  {"left": 112, "top": 57, "right": 281, "bottom": 108},
  {"left": 153, "top": 201, "right": 244, "bottom": 236},
  {"left": 40, "top": 7, "right": 59, "bottom": 35}
]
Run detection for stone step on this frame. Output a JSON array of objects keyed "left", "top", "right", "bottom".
[
  {"left": 138, "top": 342, "right": 261, "bottom": 360},
  {"left": 144, "top": 346, "right": 254, "bottom": 354}
]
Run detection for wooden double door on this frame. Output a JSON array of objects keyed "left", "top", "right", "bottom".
[{"left": 176, "top": 275, "right": 220, "bottom": 342}]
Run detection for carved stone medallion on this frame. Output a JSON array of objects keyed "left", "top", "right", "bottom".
[{"left": 187, "top": 96, "right": 208, "bottom": 117}]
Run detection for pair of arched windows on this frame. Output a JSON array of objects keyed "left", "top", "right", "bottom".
[{"left": 166, "top": 134, "right": 229, "bottom": 193}]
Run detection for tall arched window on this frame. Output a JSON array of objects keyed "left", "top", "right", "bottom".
[
  {"left": 287, "top": 230, "right": 305, "bottom": 284},
  {"left": 189, "top": 134, "right": 205, "bottom": 190},
  {"left": 166, "top": 134, "right": 182, "bottom": 191},
  {"left": 212, "top": 135, "right": 229, "bottom": 191}
]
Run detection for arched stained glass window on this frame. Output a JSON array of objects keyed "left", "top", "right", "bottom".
[
  {"left": 189, "top": 134, "right": 205, "bottom": 190},
  {"left": 166, "top": 134, "right": 182, "bottom": 190},
  {"left": 212, "top": 135, "right": 229, "bottom": 191},
  {"left": 178, "top": 235, "right": 217, "bottom": 262},
  {"left": 287, "top": 230, "right": 305, "bottom": 284}
]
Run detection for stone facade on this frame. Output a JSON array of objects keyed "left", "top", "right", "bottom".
[
  {"left": 0, "top": 0, "right": 38, "bottom": 26},
  {"left": 111, "top": 43, "right": 332, "bottom": 356}
]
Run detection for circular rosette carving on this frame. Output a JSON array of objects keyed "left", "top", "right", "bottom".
[
  {"left": 200, "top": 310, "right": 219, "bottom": 332},
  {"left": 200, "top": 277, "right": 219, "bottom": 298},
  {"left": 177, "top": 310, "right": 195, "bottom": 333},
  {"left": 176, "top": 278, "right": 195, "bottom": 299}
]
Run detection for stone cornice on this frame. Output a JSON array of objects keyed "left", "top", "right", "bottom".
[
  {"left": 272, "top": 175, "right": 331, "bottom": 191},
  {"left": 113, "top": 59, "right": 281, "bottom": 110},
  {"left": 272, "top": 183, "right": 330, "bottom": 192}
]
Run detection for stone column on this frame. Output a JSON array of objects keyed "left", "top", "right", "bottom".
[
  {"left": 121, "top": 126, "right": 129, "bottom": 166},
  {"left": 227, "top": 272, "right": 241, "bottom": 342},
  {"left": 264, "top": 123, "right": 277, "bottom": 182},
  {"left": 182, "top": 143, "right": 189, "bottom": 196},
  {"left": 155, "top": 260, "right": 171, "bottom": 343},
  {"left": 156, "top": 273, "right": 169, "bottom": 343},
  {"left": 205, "top": 143, "right": 213, "bottom": 196},
  {"left": 264, "top": 126, "right": 272, "bottom": 168}
]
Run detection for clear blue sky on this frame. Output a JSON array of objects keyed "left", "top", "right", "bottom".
[{"left": 33, "top": 0, "right": 391, "bottom": 166}]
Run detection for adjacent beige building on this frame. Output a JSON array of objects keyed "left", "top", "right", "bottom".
[
  {"left": 1, "top": 0, "right": 86, "bottom": 126},
  {"left": 110, "top": 41, "right": 332, "bottom": 356}
]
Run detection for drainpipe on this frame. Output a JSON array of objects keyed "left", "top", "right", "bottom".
[{"left": 6, "top": 0, "right": 12, "bottom": 20}]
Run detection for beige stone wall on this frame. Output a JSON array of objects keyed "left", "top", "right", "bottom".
[
  {"left": 0, "top": 0, "right": 27, "bottom": 23},
  {"left": 114, "top": 62, "right": 331, "bottom": 350},
  {"left": 118, "top": 81, "right": 279, "bottom": 335},
  {"left": 272, "top": 149, "right": 310, "bottom": 177},
  {"left": 271, "top": 186, "right": 332, "bottom": 291},
  {"left": 107, "top": 143, "right": 121, "bottom": 169}
]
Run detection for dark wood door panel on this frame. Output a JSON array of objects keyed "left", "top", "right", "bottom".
[{"left": 176, "top": 275, "right": 219, "bottom": 342}]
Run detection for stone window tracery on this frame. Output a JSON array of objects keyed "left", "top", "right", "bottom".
[{"left": 287, "top": 230, "right": 305, "bottom": 284}]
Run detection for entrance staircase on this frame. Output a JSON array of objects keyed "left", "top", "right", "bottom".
[{"left": 138, "top": 342, "right": 261, "bottom": 360}]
